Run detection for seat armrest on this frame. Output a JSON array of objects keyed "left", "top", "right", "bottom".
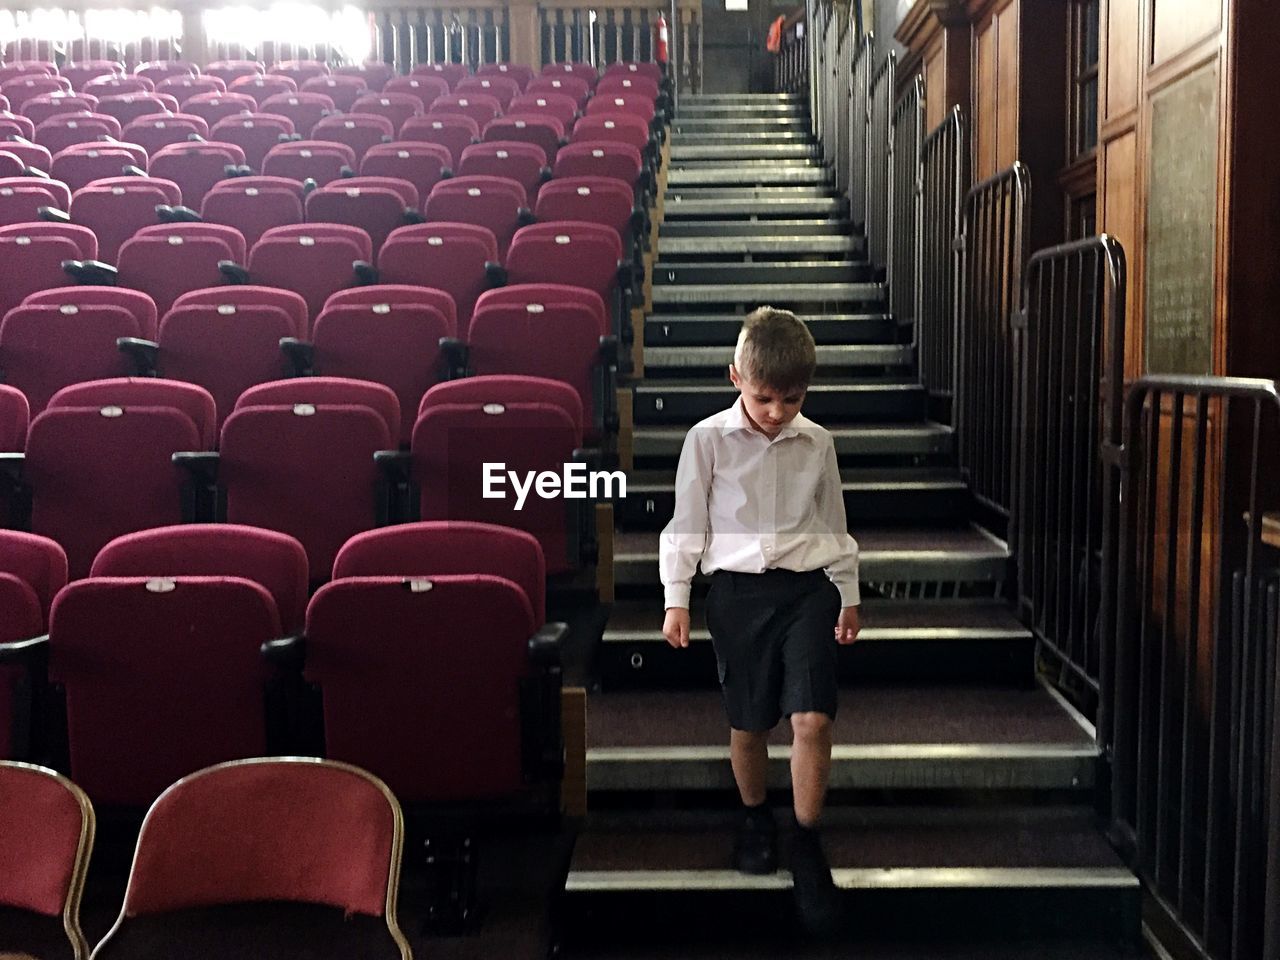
[
  {"left": 353, "top": 260, "right": 379, "bottom": 285},
  {"left": 37, "top": 205, "right": 70, "bottom": 223},
  {"left": 223, "top": 162, "right": 242, "bottom": 179},
  {"left": 439, "top": 166, "right": 453, "bottom": 179},
  {"left": 374, "top": 449, "right": 414, "bottom": 525},
  {"left": 279, "top": 337, "right": 314, "bottom": 376},
  {"left": 439, "top": 337, "right": 469, "bottom": 379},
  {"left": 23, "top": 165, "right": 50, "bottom": 179},
  {"left": 594, "top": 335, "right": 620, "bottom": 436},
  {"left": 172, "top": 450, "right": 219, "bottom": 482},
  {"left": 516, "top": 206, "right": 535, "bottom": 227},
  {"left": 484, "top": 260, "right": 507, "bottom": 288},
  {"left": 302, "top": 177, "right": 319, "bottom": 194},
  {"left": 374, "top": 449, "right": 412, "bottom": 483},
  {"left": 157, "top": 203, "right": 202, "bottom": 223},
  {"left": 261, "top": 633, "right": 306, "bottom": 668},
  {"left": 62, "top": 259, "right": 117, "bottom": 285},
  {"left": 219, "top": 260, "right": 250, "bottom": 283},
  {"left": 118, "top": 337, "right": 159, "bottom": 376},
  {"left": 121, "top": 164, "right": 146, "bottom": 177},
  {"left": 185, "top": 133, "right": 206, "bottom": 143},
  {"left": 539, "top": 165, "right": 553, "bottom": 183},
  {"left": 0, "top": 634, "right": 48, "bottom": 666},
  {"left": 0, "top": 452, "right": 30, "bottom": 529},
  {"left": 527, "top": 621, "right": 567, "bottom": 667},
  {"left": 402, "top": 207, "right": 424, "bottom": 225},
  {"left": 173, "top": 451, "right": 220, "bottom": 522}
]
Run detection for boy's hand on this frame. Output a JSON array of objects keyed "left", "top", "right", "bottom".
[
  {"left": 835, "top": 606, "right": 861, "bottom": 645},
  {"left": 663, "top": 607, "right": 691, "bottom": 648}
]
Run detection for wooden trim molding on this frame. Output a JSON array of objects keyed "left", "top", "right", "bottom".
[
  {"left": 1058, "top": 150, "right": 1099, "bottom": 197},
  {"left": 896, "top": 0, "right": 970, "bottom": 51}
]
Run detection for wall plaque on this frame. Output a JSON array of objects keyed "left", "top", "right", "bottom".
[{"left": 1145, "top": 64, "right": 1219, "bottom": 375}]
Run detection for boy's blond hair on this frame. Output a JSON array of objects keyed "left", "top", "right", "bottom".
[{"left": 733, "top": 307, "right": 817, "bottom": 392}]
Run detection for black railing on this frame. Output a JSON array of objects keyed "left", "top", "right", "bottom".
[
  {"left": 373, "top": 7, "right": 510, "bottom": 72},
  {"left": 889, "top": 76, "right": 923, "bottom": 325},
  {"left": 864, "top": 52, "right": 893, "bottom": 271},
  {"left": 847, "top": 34, "right": 874, "bottom": 234},
  {"left": 956, "top": 162, "right": 1029, "bottom": 527},
  {"left": 1111, "top": 375, "right": 1280, "bottom": 960},
  {"left": 1014, "top": 236, "right": 1126, "bottom": 715},
  {"left": 773, "top": 14, "right": 808, "bottom": 94},
  {"left": 918, "top": 106, "right": 965, "bottom": 415}
]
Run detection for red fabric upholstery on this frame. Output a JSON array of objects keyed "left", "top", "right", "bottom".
[
  {"left": 92, "top": 524, "right": 309, "bottom": 633},
  {"left": 399, "top": 114, "right": 479, "bottom": 168},
  {"left": 0, "top": 179, "right": 71, "bottom": 227},
  {"left": 0, "top": 235, "right": 83, "bottom": 317},
  {"left": 48, "top": 378, "right": 217, "bottom": 450},
  {"left": 508, "top": 92, "right": 578, "bottom": 132},
  {"left": 262, "top": 139, "right": 355, "bottom": 187},
  {"left": 2, "top": 75, "right": 72, "bottom": 111},
  {"left": 383, "top": 75, "right": 448, "bottom": 112},
  {"left": 135, "top": 61, "right": 199, "bottom": 86},
  {"left": 603, "top": 60, "right": 665, "bottom": 84},
  {"left": 535, "top": 175, "right": 636, "bottom": 244},
  {"left": 95, "top": 92, "right": 177, "bottom": 127},
  {"left": 149, "top": 141, "right": 246, "bottom": 208},
  {"left": 0, "top": 176, "right": 70, "bottom": 213},
  {"left": 0, "top": 222, "right": 97, "bottom": 261},
  {"left": 35, "top": 114, "right": 121, "bottom": 155},
  {"left": 553, "top": 139, "right": 643, "bottom": 186},
  {"left": 586, "top": 94, "right": 656, "bottom": 125},
  {"left": 411, "top": 62, "right": 470, "bottom": 90},
  {"left": 0, "top": 303, "right": 139, "bottom": 416},
  {"left": 211, "top": 113, "right": 296, "bottom": 172},
  {"left": 69, "top": 177, "right": 185, "bottom": 264},
  {"left": 468, "top": 284, "right": 605, "bottom": 441},
  {"left": 506, "top": 220, "right": 623, "bottom": 303},
  {"left": 425, "top": 174, "right": 527, "bottom": 259},
  {"left": 22, "top": 94, "right": 100, "bottom": 126},
  {"left": 305, "top": 575, "right": 534, "bottom": 800},
  {"left": 305, "top": 180, "right": 412, "bottom": 257},
  {"left": 455, "top": 75, "right": 519, "bottom": 111},
  {"left": 333, "top": 62, "right": 393, "bottom": 93},
  {"left": 205, "top": 61, "right": 265, "bottom": 89},
  {"left": 0, "top": 110, "right": 37, "bottom": 140},
  {"left": 48, "top": 576, "right": 277, "bottom": 804},
  {"left": 428, "top": 92, "right": 501, "bottom": 128},
  {"left": 25, "top": 406, "right": 201, "bottom": 579},
  {"left": 122, "top": 112, "right": 211, "bottom": 158},
  {"left": 201, "top": 179, "right": 304, "bottom": 249},
  {"left": 377, "top": 222, "right": 496, "bottom": 337},
  {"left": 595, "top": 74, "right": 661, "bottom": 102},
  {"left": 311, "top": 293, "right": 454, "bottom": 443},
  {"left": 270, "top": 61, "right": 330, "bottom": 88},
  {"left": 183, "top": 91, "right": 257, "bottom": 129},
  {"left": 61, "top": 60, "right": 123, "bottom": 92},
  {"left": 116, "top": 230, "right": 238, "bottom": 317},
  {"left": 23, "top": 286, "right": 157, "bottom": 341},
  {"left": 0, "top": 136, "right": 47, "bottom": 172},
  {"left": 50, "top": 143, "right": 145, "bottom": 194},
  {"left": 477, "top": 62, "right": 533, "bottom": 90},
  {"left": 83, "top": 76, "right": 152, "bottom": 99},
  {"left": 135, "top": 220, "right": 247, "bottom": 265},
  {"left": 0, "top": 150, "right": 22, "bottom": 178},
  {"left": 260, "top": 91, "right": 334, "bottom": 139},
  {"left": 311, "top": 113, "right": 395, "bottom": 163},
  {"left": 482, "top": 114, "right": 565, "bottom": 163},
  {"left": 173, "top": 284, "right": 308, "bottom": 337},
  {"left": 351, "top": 92, "right": 422, "bottom": 135},
  {"left": 121, "top": 758, "right": 399, "bottom": 917},
  {"left": 247, "top": 224, "right": 371, "bottom": 320},
  {"left": 570, "top": 112, "right": 651, "bottom": 152},
  {"left": 527, "top": 74, "right": 591, "bottom": 108},
  {"left": 360, "top": 142, "right": 451, "bottom": 201},
  {"left": 237, "top": 376, "right": 400, "bottom": 441},
  {"left": 458, "top": 140, "right": 548, "bottom": 202},
  {"left": 0, "top": 530, "right": 68, "bottom": 618},
  {"left": 413, "top": 377, "right": 582, "bottom": 573},
  {"left": 301, "top": 75, "right": 368, "bottom": 113},
  {"left": 229, "top": 74, "right": 297, "bottom": 108},
  {"left": 0, "top": 761, "right": 91, "bottom": 917},
  {"left": 334, "top": 521, "right": 546, "bottom": 624},
  {"left": 539, "top": 61, "right": 599, "bottom": 87},
  {"left": 220, "top": 398, "right": 392, "bottom": 574},
  {"left": 0, "top": 384, "right": 29, "bottom": 451},
  {"left": 56, "top": 138, "right": 147, "bottom": 169},
  {"left": 156, "top": 75, "right": 227, "bottom": 105},
  {"left": 419, "top": 372, "right": 583, "bottom": 446}
]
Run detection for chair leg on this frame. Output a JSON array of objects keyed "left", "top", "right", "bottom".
[{"left": 421, "top": 834, "right": 482, "bottom": 935}]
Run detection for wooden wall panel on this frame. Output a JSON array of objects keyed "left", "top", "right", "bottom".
[
  {"left": 994, "top": 1, "right": 1020, "bottom": 171},
  {"left": 1151, "top": 0, "right": 1221, "bottom": 65},
  {"left": 925, "top": 42, "right": 946, "bottom": 130},
  {"left": 1104, "top": 0, "right": 1139, "bottom": 120},
  {"left": 1102, "top": 130, "right": 1140, "bottom": 377},
  {"left": 975, "top": 16, "right": 998, "bottom": 178}
]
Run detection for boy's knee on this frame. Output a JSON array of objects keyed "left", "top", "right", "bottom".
[{"left": 790, "top": 711, "right": 832, "bottom": 740}]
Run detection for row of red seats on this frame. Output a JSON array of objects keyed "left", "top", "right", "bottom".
[{"left": 3, "top": 756, "right": 410, "bottom": 958}]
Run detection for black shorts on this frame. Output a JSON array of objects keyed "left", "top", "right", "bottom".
[{"left": 704, "top": 568, "right": 841, "bottom": 732}]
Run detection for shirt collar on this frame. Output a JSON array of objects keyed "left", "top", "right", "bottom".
[{"left": 722, "top": 397, "right": 814, "bottom": 442}]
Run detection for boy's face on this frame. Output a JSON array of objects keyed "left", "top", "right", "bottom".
[{"left": 729, "top": 364, "right": 806, "bottom": 438}]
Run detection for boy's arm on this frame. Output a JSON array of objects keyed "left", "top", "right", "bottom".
[
  {"left": 659, "top": 427, "right": 713, "bottom": 609},
  {"left": 816, "top": 437, "right": 860, "bottom": 606}
]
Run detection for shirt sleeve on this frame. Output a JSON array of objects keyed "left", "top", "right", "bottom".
[
  {"left": 815, "top": 436, "right": 860, "bottom": 606},
  {"left": 658, "top": 425, "right": 713, "bottom": 609}
]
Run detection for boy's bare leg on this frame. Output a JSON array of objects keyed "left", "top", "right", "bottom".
[
  {"left": 730, "top": 727, "right": 770, "bottom": 806},
  {"left": 789, "top": 712, "right": 833, "bottom": 826}
]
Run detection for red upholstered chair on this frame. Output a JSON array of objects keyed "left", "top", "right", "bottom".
[
  {"left": 0, "top": 234, "right": 84, "bottom": 317},
  {"left": 211, "top": 112, "right": 296, "bottom": 172},
  {"left": 148, "top": 141, "right": 246, "bottom": 209},
  {"left": 398, "top": 113, "right": 479, "bottom": 169},
  {"left": 553, "top": 139, "right": 644, "bottom": 189},
  {"left": 539, "top": 61, "right": 599, "bottom": 88},
  {"left": 468, "top": 283, "right": 616, "bottom": 445},
  {"left": 0, "top": 222, "right": 96, "bottom": 261},
  {"left": 411, "top": 61, "right": 470, "bottom": 90},
  {"left": 0, "top": 383, "right": 29, "bottom": 451},
  {"left": 570, "top": 112, "right": 652, "bottom": 154},
  {"left": 476, "top": 62, "right": 534, "bottom": 91},
  {"left": 595, "top": 73, "right": 661, "bottom": 102},
  {"left": 507, "top": 92, "right": 579, "bottom": 133},
  {"left": 21, "top": 94, "right": 101, "bottom": 126},
  {"left": 377, "top": 222, "right": 497, "bottom": 338},
  {"left": 121, "top": 112, "right": 210, "bottom": 158},
  {"left": 219, "top": 378, "right": 397, "bottom": 575},
  {"left": 383, "top": 75, "right": 448, "bottom": 112},
  {"left": 259, "top": 91, "right": 334, "bottom": 140},
  {"left": 360, "top": 141, "right": 452, "bottom": 202},
  {"left": 21, "top": 388, "right": 208, "bottom": 577},
  {"left": 409, "top": 375, "right": 590, "bottom": 575},
  {"left": 61, "top": 60, "right": 123, "bottom": 92},
  {"left": 311, "top": 113, "right": 394, "bottom": 163},
  {"left": 603, "top": 60, "right": 664, "bottom": 85},
  {"left": 94, "top": 92, "right": 176, "bottom": 127},
  {"left": 425, "top": 174, "right": 527, "bottom": 260},
  {"left": 262, "top": 139, "right": 355, "bottom": 186},
  {"left": 46, "top": 577, "right": 281, "bottom": 804},
  {"left": 527, "top": 74, "right": 591, "bottom": 108},
  {"left": 201, "top": 176, "right": 305, "bottom": 249},
  {"left": 134, "top": 61, "right": 199, "bottom": 87},
  {"left": 535, "top": 175, "right": 640, "bottom": 249},
  {"left": 62, "top": 177, "right": 184, "bottom": 265},
  {"left": 183, "top": 91, "right": 257, "bottom": 129},
  {"left": 173, "top": 284, "right": 308, "bottom": 337},
  {"left": 47, "top": 378, "right": 218, "bottom": 451},
  {"left": 482, "top": 114, "right": 565, "bottom": 163},
  {"left": 428, "top": 92, "right": 500, "bottom": 129},
  {"left": 50, "top": 143, "right": 146, "bottom": 194},
  {"left": 458, "top": 140, "right": 548, "bottom": 203},
  {"left": 92, "top": 524, "right": 309, "bottom": 633},
  {"left": 303, "top": 285, "right": 459, "bottom": 443},
  {"left": 109, "top": 226, "right": 242, "bottom": 317},
  {"left": 23, "top": 286, "right": 157, "bottom": 341},
  {"left": 301, "top": 74, "right": 367, "bottom": 113},
  {"left": 305, "top": 176, "right": 420, "bottom": 257},
  {"left": 244, "top": 223, "right": 372, "bottom": 321},
  {"left": 455, "top": 75, "right": 519, "bottom": 111},
  {"left": 270, "top": 60, "right": 330, "bottom": 88},
  {"left": 205, "top": 60, "right": 265, "bottom": 90},
  {"left": 0, "top": 177, "right": 71, "bottom": 227},
  {"left": 0, "top": 761, "right": 94, "bottom": 957},
  {"left": 351, "top": 92, "right": 422, "bottom": 136},
  {"left": 82, "top": 76, "right": 152, "bottom": 100},
  {"left": 504, "top": 221, "right": 628, "bottom": 341},
  {"left": 333, "top": 61, "right": 394, "bottom": 93},
  {"left": 91, "top": 757, "right": 409, "bottom": 958},
  {"left": 229, "top": 73, "right": 297, "bottom": 108}
]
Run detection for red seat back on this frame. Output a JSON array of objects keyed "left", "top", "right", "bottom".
[
  {"left": 23, "top": 286, "right": 158, "bottom": 340},
  {"left": 360, "top": 141, "right": 451, "bottom": 200},
  {"left": 377, "top": 222, "right": 497, "bottom": 337},
  {"left": 48, "top": 377, "right": 218, "bottom": 450},
  {"left": 425, "top": 174, "right": 527, "bottom": 259},
  {"left": 259, "top": 91, "right": 333, "bottom": 139},
  {"left": 247, "top": 224, "right": 371, "bottom": 319},
  {"left": 183, "top": 91, "right": 256, "bottom": 129}
]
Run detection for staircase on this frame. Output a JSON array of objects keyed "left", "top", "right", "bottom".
[{"left": 556, "top": 94, "right": 1144, "bottom": 957}]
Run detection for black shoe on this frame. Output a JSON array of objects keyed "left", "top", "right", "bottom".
[
  {"left": 732, "top": 805, "right": 778, "bottom": 875},
  {"left": 791, "top": 823, "right": 841, "bottom": 938}
]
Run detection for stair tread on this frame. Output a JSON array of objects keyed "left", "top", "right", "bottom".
[
  {"left": 586, "top": 683, "right": 1090, "bottom": 752},
  {"left": 570, "top": 806, "right": 1127, "bottom": 876},
  {"left": 612, "top": 525, "right": 1009, "bottom": 561}
]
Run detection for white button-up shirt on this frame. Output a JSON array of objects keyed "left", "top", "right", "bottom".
[{"left": 659, "top": 399, "right": 860, "bottom": 609}]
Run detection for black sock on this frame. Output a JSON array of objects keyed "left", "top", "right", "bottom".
[{"left": 744, "top": 801, "right": 772, "bottom": 824}]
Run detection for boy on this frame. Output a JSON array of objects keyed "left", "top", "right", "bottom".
[{"left": 659, "top": 307, "right": 861, "bottom": 935}]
